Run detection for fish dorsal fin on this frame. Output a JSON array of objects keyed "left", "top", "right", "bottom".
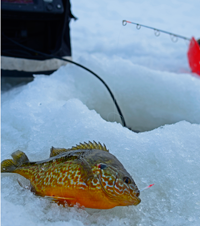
[
  {"left": 50, "top": 147, "right": 69, "bottom": 157},
  {"left": 11, "top": 150, "right": 29, "bottom": 166},
  {"left": 50, "top": 141, "right": 109, "bottom": 157},
  {"left": 71, "top": 141, "right": 109, "bottom": 152}
]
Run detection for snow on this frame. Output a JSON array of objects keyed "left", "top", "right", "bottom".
[{"left": 1, "top": 0, "right": 200, "bottom": 225}]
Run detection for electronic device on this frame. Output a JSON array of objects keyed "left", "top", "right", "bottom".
[
  {"left": 1, "top": 0, "right": 74, "bottom": 77},
  {"left": 1, "top": 0, "right": 64, "bottom": 14}
]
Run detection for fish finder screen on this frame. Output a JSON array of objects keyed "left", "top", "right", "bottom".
[{"left": 2, "top": 0, "right": 34, "bottom": 4}]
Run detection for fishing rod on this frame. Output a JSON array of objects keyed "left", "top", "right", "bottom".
[{"left": 122, "top": 20, "right": 191, "bottom": 42}]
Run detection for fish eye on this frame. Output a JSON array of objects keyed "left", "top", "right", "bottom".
[
  {"left": 97, "top": 163, "right": 107, "bottom": 170},
  {"left": 123, "top": 177, "right": 131, "bottom": 184}
]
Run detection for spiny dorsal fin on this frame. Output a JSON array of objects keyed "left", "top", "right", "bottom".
[
  {"left": 50, "top": 147, "right": 69, "bottom": 157},
  {"left": 50, "top": 141, "right": 109, "bottom": 157},
  {"left": 11, "top": 150, "right": 29, "bottom": 166},
  {"left": 71, "top": 141, "right": 109, "bottom": 152}
]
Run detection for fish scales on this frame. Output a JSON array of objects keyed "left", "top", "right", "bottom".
[
  {"left": 1, "top": 141, "right": 141, "bottom": 209},
  {"left": 19, "top": 161, "right": 88, "bottom": 191}
]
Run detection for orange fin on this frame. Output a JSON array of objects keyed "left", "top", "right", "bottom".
[{"left": 44, "top": 195, "right": 76, "bottom": 206}]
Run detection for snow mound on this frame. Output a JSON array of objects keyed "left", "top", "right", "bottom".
[{"left": 2, "top": 68, "right": 200, "bottom": 225}]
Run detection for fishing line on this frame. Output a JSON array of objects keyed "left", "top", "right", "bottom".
[
  {"left": 140, "top": 183, "right": 154, "bottom": 192},
  {"left": 2, "top": 33, "right": 127, "bottom": 128},
  {"left": 122, "top": 20, "right": 191, "bottom": 42}
]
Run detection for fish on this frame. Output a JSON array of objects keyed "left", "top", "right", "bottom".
[{"left": 1, "top": 141, "right": 141, "bottom": 209}]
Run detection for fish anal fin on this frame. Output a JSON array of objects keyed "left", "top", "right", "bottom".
[
  {"left": 11, "top": 150, "right": 29, "bottom": 166},
  {"left": 71, "top": 141, "right": 109, "bottom": 152},
  {"left": 50, "top": 147, "right": 69, "bottom": 157}
]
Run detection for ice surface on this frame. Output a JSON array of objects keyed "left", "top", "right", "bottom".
[
  {"left": 2, "top": 0, "right": 200, "bottom": 225},
  {"left": 2, "top": 89, "right": 200, "bottom": 225},
  {"left": 46, "top": 55, "right": 200, "bottom": 132}
]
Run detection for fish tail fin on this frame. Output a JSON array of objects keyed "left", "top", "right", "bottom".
[
  {"left": 1, "top": 159, "right": 17, "bottom": 172},
  {"left": 11, "top": 150, "right": 29, "bottom": 166},
  {"left": 1, "top": 150, "right": 29, "bottom": 173}
]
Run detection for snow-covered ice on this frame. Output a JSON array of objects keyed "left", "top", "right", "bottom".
[{"left": 1, "top": 0, "right": 200, "bottom": 225}]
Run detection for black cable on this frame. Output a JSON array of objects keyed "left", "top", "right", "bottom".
[{"left": 2, "top": 33, "right": 127, "bottom": 128}]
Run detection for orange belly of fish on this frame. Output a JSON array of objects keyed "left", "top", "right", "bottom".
[
  {"left": 37, "top": 187, "right": 117, "bottom": 209},
  {"left": 15, "top": 167, "right": 117, "bottom": 209}
]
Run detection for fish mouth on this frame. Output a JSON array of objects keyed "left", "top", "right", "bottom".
[
  {"left": 129, "top": 186, "right": 141, "bottom": 205},
  {"left": 135, "top": 189, "right": 140, "bottom": 197}
]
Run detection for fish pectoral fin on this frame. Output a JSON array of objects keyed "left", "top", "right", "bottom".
[
  {"left": 44, "top": 195, "right": 76, "bottom": 206},
  {"left": 45, "top": 195, "right": 75, "bottom": 200}
]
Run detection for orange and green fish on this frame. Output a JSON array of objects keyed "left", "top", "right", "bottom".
[{"left": 1, "top": 141, "right": 141, "bottom": 209}]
